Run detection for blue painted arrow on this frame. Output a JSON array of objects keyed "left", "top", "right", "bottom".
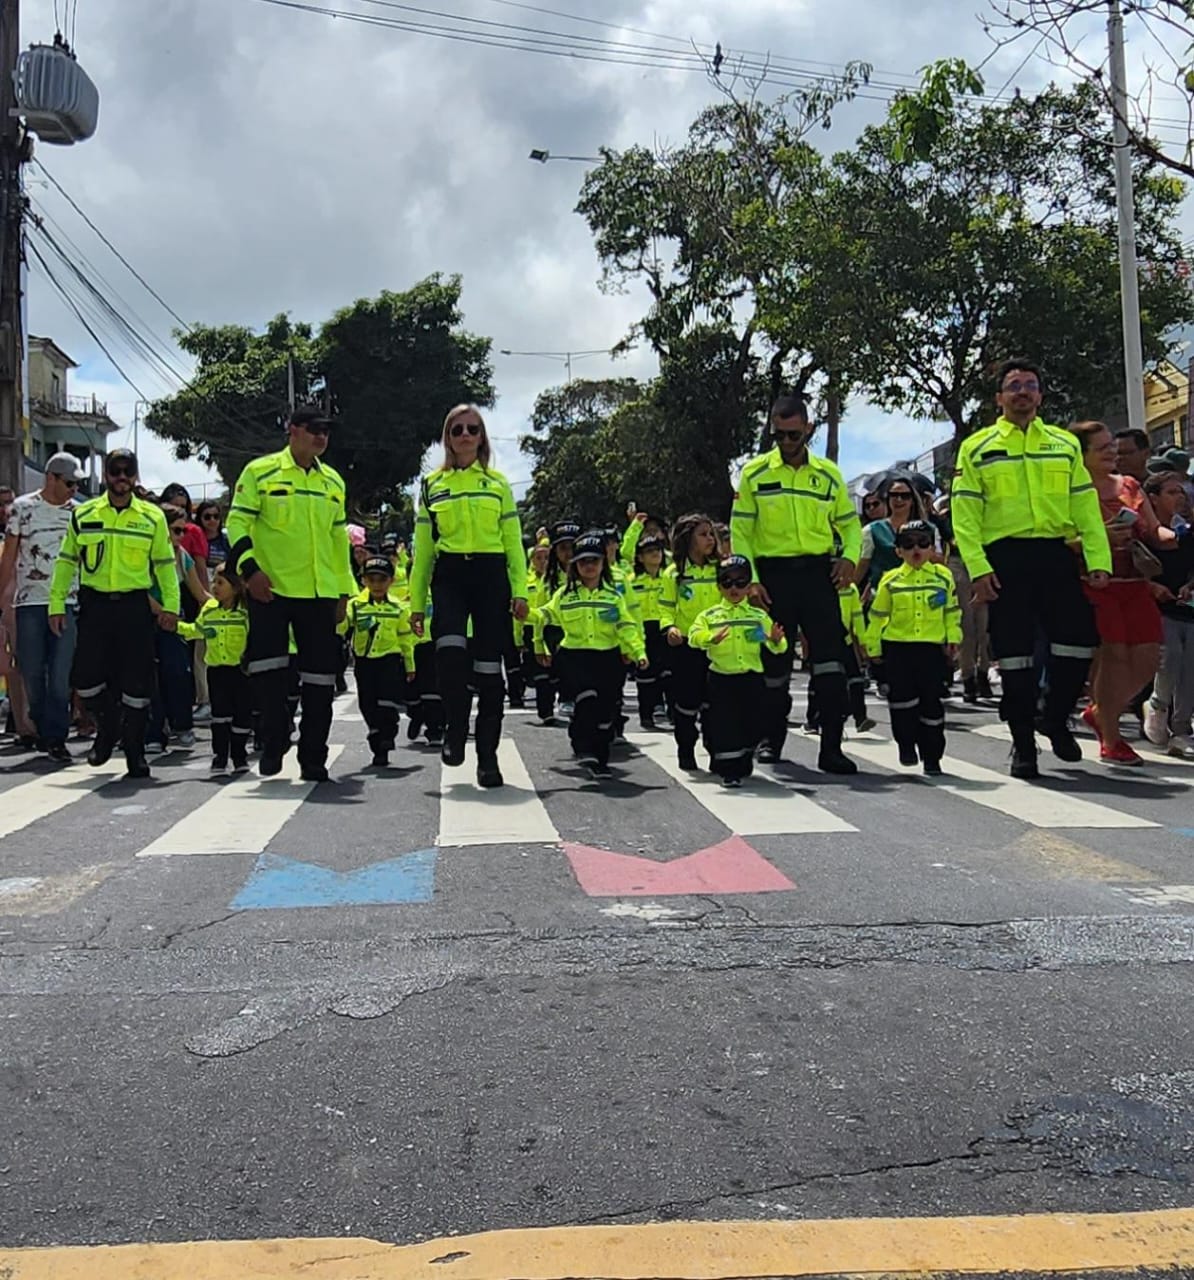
[{"left": 231, "top": 850, "right": 437, "bottom": 910}]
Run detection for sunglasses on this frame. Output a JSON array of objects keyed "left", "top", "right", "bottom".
[
  {"left": 773, "top": 428, "right": 805, "bottom": 442},
  {"left": 888, "top": 490, "right": 913, "bottom": 501},
  {"left": 720, "top": 577, "right": 752, "bottom": 590},
  {"left": 170, "top": 526, "right": 187, "bottom": 536},
  {"left": 1002, "top": 379, "right": 1039, "bottom": 393},
  {"left": 301, "top": 423, "right": 330, "bottom": 437},
  {"left": 897, "top": 537, "right": 933, "bottom": 550},
  {"left": 106, "top": 466, "right": 135, "bottom": 479},
  {"left": 58, "top": 477, "right": 79, "bottom": 489},
  {"left": 201, "top": 512, "right": 221, "bottom": 521},
  {"left": 450, "top": 422, "right": 482, "bottom": 439}
]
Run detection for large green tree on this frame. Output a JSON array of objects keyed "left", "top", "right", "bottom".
[
  {"left": 146, "top": 275, "right": 493, "bottom": 509},
  {"left": 814, "top": 82, "right": 1194, "bottom": 439}
]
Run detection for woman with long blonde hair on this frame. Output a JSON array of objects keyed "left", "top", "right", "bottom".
[{"left": 409, "top": 405, "right": 528, "bottom": 788}]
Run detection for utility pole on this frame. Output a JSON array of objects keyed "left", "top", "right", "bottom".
[
  {"left": 1108, "top": 0, "right": 1148, "bottom": 435},
  {"left": 0, "top": 0, "right": 25, "bottom": 492}
]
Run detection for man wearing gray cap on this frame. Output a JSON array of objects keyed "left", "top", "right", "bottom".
[{"left": 0, "top": 453, "right": 84, "bottom": 760}]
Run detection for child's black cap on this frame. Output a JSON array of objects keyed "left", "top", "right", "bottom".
[
  {"left": 572, "top": 532, "right": 606, "bottom": 561},
  {"left": 717, "top": 554, "right": 752, "bottom": 584},
  {"left": 362, "top": 556, "right": 394, "bottom": 577},
  {"left": 551, "top": 520, "right": 582, "bottom": 545}
]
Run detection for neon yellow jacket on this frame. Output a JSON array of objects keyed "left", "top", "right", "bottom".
[
  {"left": 50, "top": 494, "right": 178, "bottom": 614},
  {"left": 866, "top": 562, "right": 962, "bottom": 656},
  {"left": 226, "top": 447, "right": 356, "bottom": 600},
  {"left": 410, "top": 462, "right": 526, "bottom": 613},
  {"left": 688, "top": 600, "right": 787, "bottom": 675},
  {"left": 952, "top": 417, "right": 1111, "bottom": 578},
  {"left": 177, "top": 598, "right": 249, "bottom": 667},
  {"left": 532, "top": 584, "right": 645, "bottom": 661},
  {"left": 838, "top": 584, "right": 866, "bottom": 647},
  {"left": 630, "top": 570, "right": 667, "bottom": 624},
  {"left": 659, "top": 561, "right": 722, "bottom": 636},
  {"left": 345, "top": 587, "right": 415, "bottom": 664},
  {"left": 732, "top": 448, "right": 861, "bottom": 572}
]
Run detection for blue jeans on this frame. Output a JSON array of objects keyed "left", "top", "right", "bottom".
[
  {"left": 149, "top": 630, "right": 194, "bottom": 742},
  {"left": 15, "top": 605, "right": 76, "bottom": 744}
]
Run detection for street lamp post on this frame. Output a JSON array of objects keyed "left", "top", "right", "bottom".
[{"left": 528, "top": 149, "right": 601, "bottom": 164}]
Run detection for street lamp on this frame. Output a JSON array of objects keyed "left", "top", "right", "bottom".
[
  {"left": 499, "top": 347, "right": 619, "bottom": 382},
  {"left": 528, "top": 148, "right": 601, "bottom": 164}
]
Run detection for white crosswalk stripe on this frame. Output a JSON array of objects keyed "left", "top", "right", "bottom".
[
  {"left": 137, "top": 747, "right": 345, "bottom": 858},
  {"left": 843, "top": 739, "right": 1159, "bottom": 829},
  {"left": 437, "top": 739, "right": 559, "bottom": 847},
  {"left": 0, "top": 758, "right": 126, "bottom": 841},
  {"left": 629, "top": 733, "right": 857, "bottom": 835}
]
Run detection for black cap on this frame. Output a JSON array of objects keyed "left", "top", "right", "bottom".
[
  {"left": 362, "top": 556, "right": 394, "bottom": 577},
  {"left": 290, "top": 405, "right": 333, "bottom": 429},
  {"left": 105, "top": 447, "right": 138, "bottom": 473},
  {"left": 894, "top": 519, "right": 933, "bottom": 547},
  {"left": 638, "top": 535, "right": 667, "bottom": 553},
  {"left": 572, "top": 532, "right": 606, "bottom": 560},
  {"left": 716, "top": 554, "right": 752, "bottom": 584},
  {"left": 380, "top": 531, "right": 399, "bottom": 549},
  {"left": 551, "top": 520, "right": 582, "bottom": 545}
]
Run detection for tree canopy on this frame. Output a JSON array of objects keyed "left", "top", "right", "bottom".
[{"left": 146, "top": 275, "right": 493, "bottom": 510}]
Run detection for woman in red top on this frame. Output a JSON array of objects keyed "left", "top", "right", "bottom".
[{"left": 1068, "top": 422, "right": 1176, "bottom": 766}]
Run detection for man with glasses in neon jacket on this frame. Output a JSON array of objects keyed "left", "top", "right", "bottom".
[{"left": 731, "top": 393, "right": 862, "bottom": 775}]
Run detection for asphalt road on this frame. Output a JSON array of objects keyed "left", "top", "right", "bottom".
[{"left": 2, "top": 678, "right": 1193, "bottom": 1274}]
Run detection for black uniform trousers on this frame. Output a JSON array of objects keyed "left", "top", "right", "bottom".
[
  {"left": 245, "top": 595, "right": 339, "bottom": 769},
  {"left": 806, "top": 647, "right": 869, "bottom": 729},
  {"left": 706, "top": 671, "right": 765, "bottom": 781},
  {"left": 431, "top": 553, "right": 511, "bottom": 766},
  {"left": 534, "top": 624, "right": 564, "bottom": 719},
  {"left": 635, "top": 620, "right": 671, "bottom": 721},
  {"left": 355, "top": 653, "right": 405, "bottom": 754},
  {"left": 408, "top": 643, "right": 443, "bottom": 735},
  {"left": 756, "top": 555, "right": 849, "bottom": 752},
  {"left": 72, "top": 587, "right": 156, "bottom": 752},
  {"left": 670, "top": 641, "right": 710, "bottom": 755},
  {"left": 882, "top": 641, "right": 947, "bottom": 765},
  {"left": 556, "top": 648, "right": 624, "bottom": 766},
  {"left": 207, "top": 664, "right": 252, "bottom": 765},
  {"left": 984, "top": 538, "right": 1098, "bottom": 748}
]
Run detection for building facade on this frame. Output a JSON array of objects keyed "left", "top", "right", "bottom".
[{"left": 26, "top": 336, "right": 119, "bottom": 490}]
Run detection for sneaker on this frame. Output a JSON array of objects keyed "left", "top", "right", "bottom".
[
  {"left": 898, "top": 745, "right": 919, "bottom": 767},
  {"left": 923, "top": 760, "right": 943, "bottom": 776},
  {"left": 756, "top": 744, "right": 781, "bottom": 765},
  {"left": 1080, "top": 704, "right": 1103, "bottom": 745},
  {"left": 124, "top": 753, "right": 151, "bottom": 780},
  {"left": 175, "top": 730, "right": 197, "bottom": 749},
  {"left": 44, "top": 741, "right": 71, "bottom": 763},
  {"left": 477, "top": 763, "right": 505, "bottom": 788},
  {"left": 211, "top": 754, "right": 228, "bottom": 772},
  {"left": 559, "top": 701, "right": 575, "bottom": 720},
  {"left": 192, "top": 704, "right": 212, "bottom": 724},
  {"left": 1144, "top": 702, "right": 1170, "bottom": 747},
  {"left": 639, "top": 715, "right": 657, "bottom": 732},
  {"left": 538, "top": 715, "right": 558, "bottom": 727},
  {"left": 720, "top": 776, "right": 742, "bottom": 789},
  {"left": 300, "top": 764, "right": 330, "bottom": 783},
  {"left": 144, "top": 739, "right": 166, "bottom": 755},
  {"left": 854, "top": 717, "right": 877, "bottom": 734},
  {"left": 231, "top": 758, "right": 250, "bottom": 774},
  {"left": 372, "top": 751, "right": 390, "bottom": 768},
  {"left": 1168, "top": 734, "right": 1194, "bottom": 760},
  {"left": 1100, "top": 740, "right": 1144, "bottom": 767},
  {"left": 586, "top": 761, "right": 613, "bottom": 780}
]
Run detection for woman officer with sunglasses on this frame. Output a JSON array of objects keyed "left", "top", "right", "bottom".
[{"left": 410, "top": 405, "right": 528, "bottom": 789}]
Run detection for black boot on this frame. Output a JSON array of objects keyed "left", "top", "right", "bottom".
[
  {"left": 818, "top": 721, "right": 858, "bottom": 775},
  {"left": 975, "top": 670, "right": 994, "bottom": 700},
  {"left": 122, "top": 704, "right": 151, "bottom": 780},
  {"left": 85, "top": 692, "right": 119, "bottom": 767},
  {"left": 1009, "top": 725, "right": 1040, "bottom": 780},
  {"left": 474, "top": 684, "right": 504, "bottom": 787},
  {"left": 962, "top": 675, "right": 979, "bottom": 705}
]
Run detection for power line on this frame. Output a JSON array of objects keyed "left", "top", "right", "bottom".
[{"left": 33, "top": 159, "right": 193, "bottom": 332}]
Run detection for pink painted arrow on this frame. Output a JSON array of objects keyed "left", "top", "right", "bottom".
[{"left": 563, "top": 835, "right": 794, "bottom": 897}]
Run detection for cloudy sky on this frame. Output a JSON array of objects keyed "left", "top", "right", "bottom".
[{"left": 21, "top": 0, "right": 1194, "bottom": 501}]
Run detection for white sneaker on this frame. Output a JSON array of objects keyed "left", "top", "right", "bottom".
[
  {"left": 1168, "top": 734, "right": 1194, "bottom": 759},
  {"left": 1143, "top": 701, "right": 1170, "bottom": 746},
  {"left": 192, "top": 704, "right": 212, "bottom": 724},
  {"left": 176, "top": 730, "right": 197, "bottom": 748}
]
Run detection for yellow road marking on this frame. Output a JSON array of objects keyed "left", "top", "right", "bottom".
[
  {"left": 5, "top": 1209, "right": 1194, "bottom": 1277},
  {"left": 1006, "top": 829, "right": 1157, "bottom": 882}
]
